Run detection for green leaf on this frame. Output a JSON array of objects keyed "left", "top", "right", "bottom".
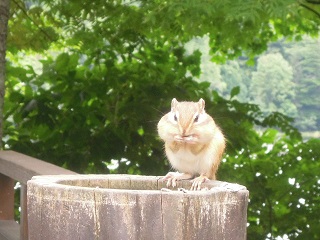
[
  {"left": 24, "top": 85, "right": 33, "bottom": 98},
  {"left": 199, "top": 81, "right": 211, "bottom": 89},
  {"left": 261, "top": 129, "right": 278, "bottom": 143},
  {"left": 55, "top": 53, "right": 70, "bottom": 73},
  {"left": 230, "top": 86, "right": 240, "bottom": 99}
]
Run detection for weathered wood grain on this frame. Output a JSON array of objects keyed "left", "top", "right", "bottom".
[
  {"left": 28, "top": 174, "right": 249, "bottom": 240},
  {"left": 0, "top": 150, "right": 78, "bottom": 240},
  {"left": 0, "top": 151, "right": 76, "bottom": 185},
  {"left": 0, "top": 220, "right": 20, "bottom": 240},
  {"left": 0, "top": 173, "right": 15, "bottom": 220}
]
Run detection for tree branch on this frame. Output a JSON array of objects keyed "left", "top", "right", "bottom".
[
  {"left": 305, "top": 0, "right": 320, "bottom": 4},
  {"left": 11, "top": 0, "right": 56, "bottom": 42},
  {"left": 299, "top": 2, "right": 320, "bottom": 18},
  {"left": 0, "top": 0, "right": 10, "bottom": 150}
]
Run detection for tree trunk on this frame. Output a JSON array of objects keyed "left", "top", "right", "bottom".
[{"left": 0, "top": 0, "right": 10, "bottom": 149}]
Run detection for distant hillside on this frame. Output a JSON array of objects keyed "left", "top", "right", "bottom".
[{"left": 186, "top": 36, "right": 320, "bottom": 133}]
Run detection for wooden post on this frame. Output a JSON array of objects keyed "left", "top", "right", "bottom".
[
  {"left": 28, "top": 174, "right": 249, "bottom": 240},
  {"left": 0, "top": 173, "right": 15, "bottom": 220},
  {"left": 0, "top": 150, "right": 77, "bottom": 239},
  {"left": 20, "top": 184, "right": 28, "bottom": 240}
]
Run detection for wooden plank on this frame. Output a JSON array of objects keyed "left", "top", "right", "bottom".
[
  {"left": 26, "top": 180, "right": 42, "bottom": 240},
  {"left": 161, "top": 192, "right": 186, "bottom": 240},
  {"left": 0, "top": 220, "right": 20, "bottom": 240},
  {"left": 181, "top": 190, "right": 248, "bottom": 240},
  {"left": 0, "top": 150, "right": 77, "bottom": 184},
  {"left": 28, "top": 180, "right": 97, "bottom": 240},
  {"left": 129, "top": 175, "right": 159, "bottom": 190},
  {"left": 105, "top": 174, "right": 132, "bottom": 189},
  {"left": 0, "top": 174, "right": 14, "bottom": 220},
  {"left": 96, "top": 189, "right": 164, "bottom": 239},
  {"left": 20, "top": 185, "right": 28, "bottom": 240}
]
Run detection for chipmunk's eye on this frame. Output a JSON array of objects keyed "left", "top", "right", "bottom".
[{"left": 194, "top": 114, "right": 199, "bottom": 122}]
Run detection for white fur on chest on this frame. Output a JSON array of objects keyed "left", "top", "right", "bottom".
[{"left": 165, "top": 145, "right": 213, "bottom": 176}]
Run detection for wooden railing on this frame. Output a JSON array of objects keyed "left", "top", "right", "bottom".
[{"left": 0, "top": 151, "right": 77, "bottom": 240}]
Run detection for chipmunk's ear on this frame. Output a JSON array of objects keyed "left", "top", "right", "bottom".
[
  {"left": 171, "top": 98, "right": 178, "bottom": 111},
  {"left": 198, "top": 98, "right": 205, "bottom": 112}
]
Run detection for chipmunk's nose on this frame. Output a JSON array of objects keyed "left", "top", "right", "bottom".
[
  {"left": 179, "top": 126, "right": 190, "bottom": 137},
  {"left": 182, "top": 129, "right": 191, "bottom": 137},
  {"left": 182, "top": 130, "right": 186, "bottom": 136}
]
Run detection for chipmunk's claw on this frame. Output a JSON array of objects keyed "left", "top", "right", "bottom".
[
  {"left": 162, "top": 172, "right": 193, "bottom": 188},
  {"left": 190, "top": 175, "right": 209, "bottom": 191}
]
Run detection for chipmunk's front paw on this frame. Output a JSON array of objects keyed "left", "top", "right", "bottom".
[
  {"left": 190, "top": 175, "right": 209, "bottom": 191},
  {"left": 162, "top": 172, "right": 193, "bottom": 188}
]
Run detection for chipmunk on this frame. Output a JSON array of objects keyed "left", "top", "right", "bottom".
[{"left": 157, "top": 98, "right": 225, "bottom": 190}]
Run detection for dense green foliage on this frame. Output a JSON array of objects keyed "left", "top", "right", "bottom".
[
  {"left": 221, "top": 133, "right": 320, "bottom": 239},
  {"left": 3, "top": 0, "right": 320, "bottom": 239}
]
